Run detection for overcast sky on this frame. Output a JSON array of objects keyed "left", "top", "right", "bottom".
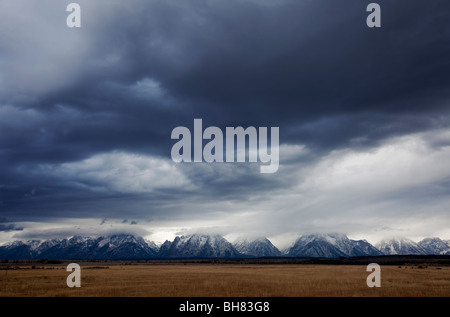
[{"left": 1, "top": 0, "right": 449, "bottom": 247}]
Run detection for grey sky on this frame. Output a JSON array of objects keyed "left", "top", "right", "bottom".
[{"left": 1, "top": 0, "right": 450, "bottom": 246}]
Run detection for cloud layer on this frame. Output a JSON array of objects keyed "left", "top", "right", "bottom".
[{"left": 1, "top": 0, "right": 450, "bottom": 245}]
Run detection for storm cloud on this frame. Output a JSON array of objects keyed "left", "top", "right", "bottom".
[{"left": 1, "top": 0, "right": 449, "bottom": 245}]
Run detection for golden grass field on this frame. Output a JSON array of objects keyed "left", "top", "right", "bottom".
[{"left": 0, "top": 264, "right": 449, "bottom": 297}]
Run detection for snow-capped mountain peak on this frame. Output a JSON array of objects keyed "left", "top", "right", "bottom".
[
  {"left": 0, "top": 234, "right": 159, "bottom": 260},
  {"left": 1, "top": 233, "right": 449, "bottom": 259},
  {"left": 417, "top": 237, "right": 450, "bottom": 255},
  {"left": 158, "top": 233, "right": 241, "bottom": 258},
  {"left": 288, "top": 233, "right": 382, "bottom": 258},
  {"left": 232, "top": 236, "right": 282, "bottom": 257},
  {"left": 376, "top": 237, "right": 425, "bottom": 255}
]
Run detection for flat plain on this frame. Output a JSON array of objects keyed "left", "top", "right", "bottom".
[{"left": 0, "top": 263, "right": 449, "bottom": 297}]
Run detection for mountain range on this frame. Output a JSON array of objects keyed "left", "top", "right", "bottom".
[
  {"left": 1, "top": 233, "right": 449, "bottom": 260},
  {"left": 158, "top": 234, "right": 241, "bottom": 258},
  {"left": 0, "top": 234, "right": 158, "bottom": 260},
  {"left": 287, "top": 233, "right": 383, "bottom": 257}
]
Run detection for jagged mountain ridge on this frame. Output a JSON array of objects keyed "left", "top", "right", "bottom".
[
  {"left": 233, "top": 237, "right": 282, "bottom": 257},
  {"left": 1, "top": 233, "right": 450, "bottom": 259},
  {"left": 417, "top": 237, "right": 450, "bottom": 255},
  {"left": 376, "top": 237, "right": 425, "bottom": 255},
  {"left": 158, "top": 234, "right": 242, "bottom": 258},
  {"left": 376, "top": 237, "right": 450, "bottom": 255},
  {"left": 287, "top": 233, "right": 383, "bottom": 257},
  {"left": 0, "top": 234, "right": 159, "bottom": 260}
]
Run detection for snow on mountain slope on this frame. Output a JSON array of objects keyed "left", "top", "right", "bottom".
[
  {"left": 417, "top": 237, "right": 450, "bottom": 255},
  {"left": 288, "top": 233, "right": 382, "bottom": 257},
  {"left": 0, "top": 234, "right": 159, "bottom": 260},
  {"left": 1, "top": 233, "right": 450, "bottom": 259},
  {"left": 233, "top": 237, "right": 282, "bottom": 257},
  {"left": 376, "top": 237, "right": 425, "bottom": 255},
  {"left": 158, "top": 234, "right": 242, "bottom": 258}
]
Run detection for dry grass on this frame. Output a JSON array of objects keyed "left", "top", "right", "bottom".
[{"left": 0, "top": 264, "right": 449, "bottom": 297}]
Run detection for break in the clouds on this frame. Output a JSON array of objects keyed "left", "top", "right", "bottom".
[{"left": 1, "top": 0, "right": 450, "bottom": 245}]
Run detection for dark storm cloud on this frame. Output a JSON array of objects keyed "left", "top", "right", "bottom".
[
  {"left": 0, "top": 217, "right": 22, "bottom": 232},
  {"left": 18, "top": 0, "right": 448, "bottom": 153},
  {"left": 0, "top": 0, "right": 450, "bottom": 240}
]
